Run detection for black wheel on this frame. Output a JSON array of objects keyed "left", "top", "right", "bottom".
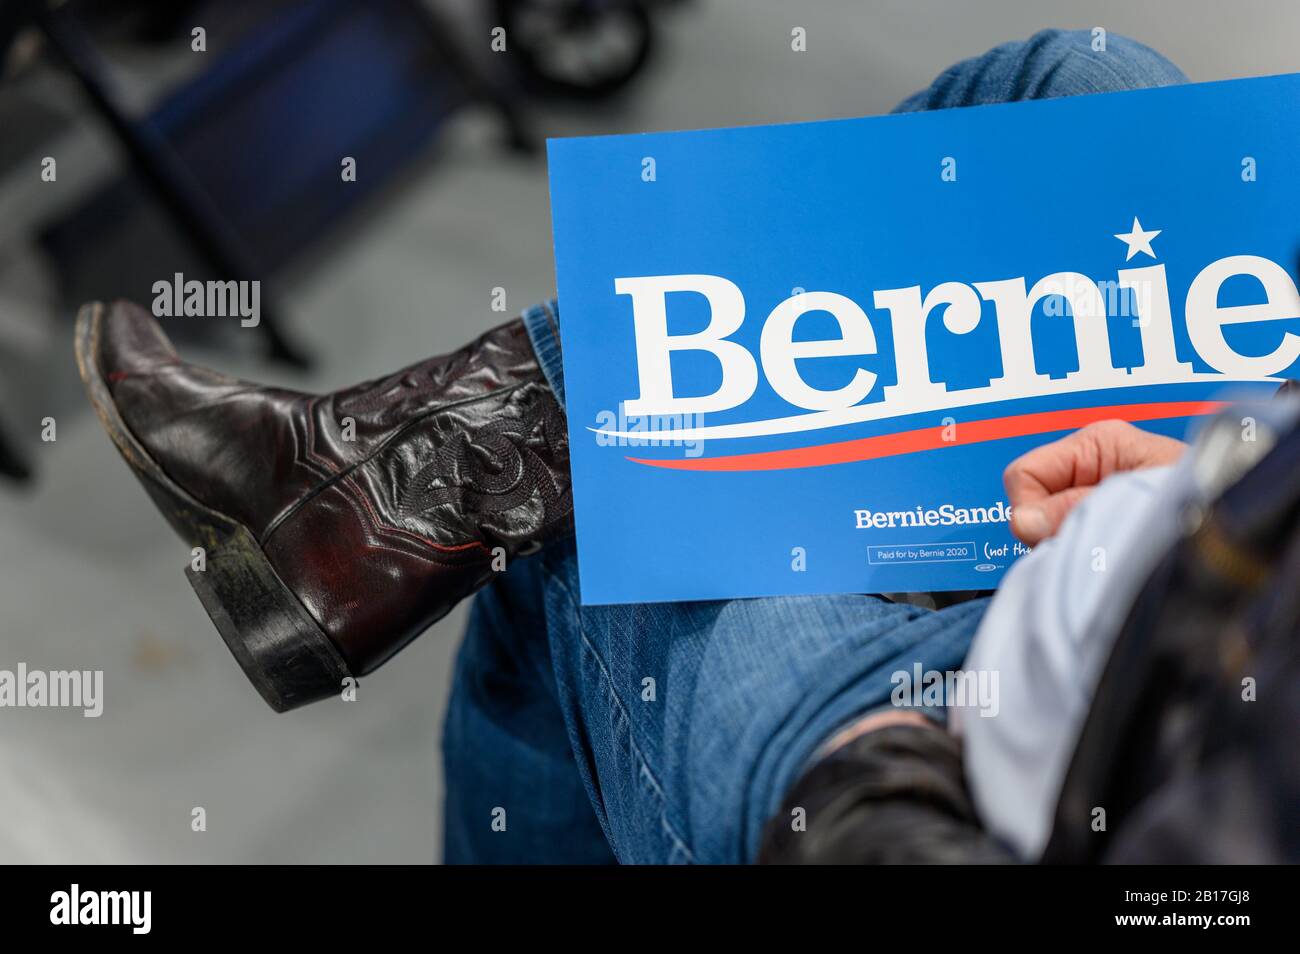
[{"left": 495, "top": 0, "right": 654, "bottom": 100}]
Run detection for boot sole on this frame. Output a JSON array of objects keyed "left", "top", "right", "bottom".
[{"left": 74, "top": 303, "right": 352, "bottom": 712}]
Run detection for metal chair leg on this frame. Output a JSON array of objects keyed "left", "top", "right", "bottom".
[
  {"left": 0, "top": 421, "right": 32, "bottom": 483},
  {"left": 36, "top": 4, "right": 311, "bottom": 368}
]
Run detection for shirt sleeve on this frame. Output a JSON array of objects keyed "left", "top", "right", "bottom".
[{"left": 951, "top": 457, "right": 1196, "bottom": 860}]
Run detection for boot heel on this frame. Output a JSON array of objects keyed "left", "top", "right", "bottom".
[
  {"left": 78, "top": 302, "right": 351, "bottom": 712},
  {"left": 185, "top": 523, "right": 352, "bottom": 712}
]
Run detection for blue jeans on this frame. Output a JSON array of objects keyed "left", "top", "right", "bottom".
[{"left": 441, "top": 29, "right": 1187, "bottom": 865}]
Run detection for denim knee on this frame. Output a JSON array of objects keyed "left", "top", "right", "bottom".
[{"left": 892, "top": 28, "right": 1187, "bottom": 113}]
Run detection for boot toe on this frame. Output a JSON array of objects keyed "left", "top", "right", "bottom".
[{"left": 97, "top": 299, "right": 180, "bottom": 385}]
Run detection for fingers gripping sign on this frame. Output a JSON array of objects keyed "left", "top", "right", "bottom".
[{"left": 1003, "top": 421, "right": 1188, "bottom": 546}]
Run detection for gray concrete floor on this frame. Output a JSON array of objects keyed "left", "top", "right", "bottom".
[{"left": 1, "top": 1, "right": 1297, "bottom": 863}]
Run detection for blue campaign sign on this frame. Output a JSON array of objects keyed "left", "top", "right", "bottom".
[{"left": 547, "top": 73, "right": 1300, "bottom": 605}]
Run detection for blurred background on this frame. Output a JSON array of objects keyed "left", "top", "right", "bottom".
[{"left": 0, "top": 0, "right": 1296, "bottom": 863}]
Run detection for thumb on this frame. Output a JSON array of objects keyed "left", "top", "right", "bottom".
[{"left": 1011, "top": 486, "right": 1093, "bottom": 545}]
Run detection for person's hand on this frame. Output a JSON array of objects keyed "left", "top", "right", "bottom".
[{"left": 1003, "top": 420, "right": 1188, "bottom": 546}]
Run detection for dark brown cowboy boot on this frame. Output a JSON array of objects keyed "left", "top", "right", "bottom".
[{"left": 75, "top": 300, "right": 572, "bottom": 712}]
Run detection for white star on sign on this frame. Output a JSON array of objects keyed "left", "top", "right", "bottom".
[{"left": 1114, "top": 216, "right": 1162, "bottom": 261}]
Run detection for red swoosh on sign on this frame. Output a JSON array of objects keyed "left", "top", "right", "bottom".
[{"left": 626, "top": 400, "right": 1225, "bottom": 472}]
